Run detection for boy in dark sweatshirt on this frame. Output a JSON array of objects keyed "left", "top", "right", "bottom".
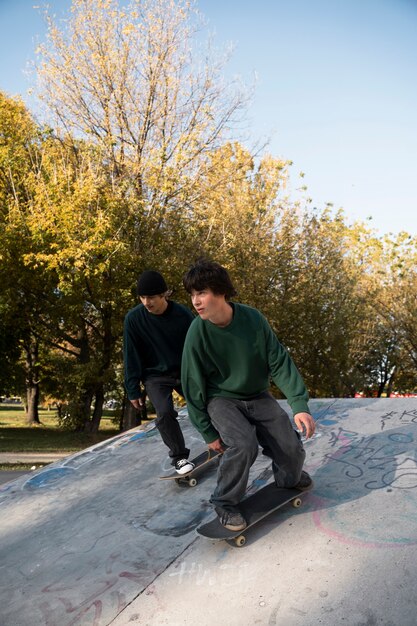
[{"left": 124, "top": 270, "right": 195, "bottom": 474}]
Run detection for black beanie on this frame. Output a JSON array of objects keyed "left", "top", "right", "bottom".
[{"left": 137, "top": 270, "right": 168, "bottom": 296}]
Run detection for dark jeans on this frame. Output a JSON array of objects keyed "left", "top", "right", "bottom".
[
  {"left": 145, "top": 374, "right": 190, "bottom": 465},
  {"left": 207, "top": 392, "right": 306, "bottom": 512}
]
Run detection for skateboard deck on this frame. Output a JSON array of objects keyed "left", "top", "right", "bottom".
[
  {"left": 159, "top": 449, "right": 222, "bottom": 487},
  {"left": 197, "top": 483, "right": 304, "bottom": 546}
]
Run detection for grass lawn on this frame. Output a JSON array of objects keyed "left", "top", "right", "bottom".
[{"left": 0, "top": 403, "right": 122, "bottom": 454}]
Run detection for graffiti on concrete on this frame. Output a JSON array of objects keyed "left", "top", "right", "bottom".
[
  {"left": 380, "top": 409, "right": 417, "bottom": 431},
  {"left": 308, "top": 408, "right": 417, "bottom": 548},
  {"left": 168, "top": 559, "right": 256, "bottom": 587}
]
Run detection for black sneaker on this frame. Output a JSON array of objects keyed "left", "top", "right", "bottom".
[
  {"left": 174, "top": 458, "right": 195, "bottom": 475},
  {"left": 294, "top": 470, "right": 314, "bottom": 492},
  {"left": 217, "top": 509, "right": 247, "bottom": 531}
]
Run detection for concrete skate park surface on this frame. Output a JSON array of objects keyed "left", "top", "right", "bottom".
[{"left": 1, "top": 399, "right": 417, "bottom": 626}]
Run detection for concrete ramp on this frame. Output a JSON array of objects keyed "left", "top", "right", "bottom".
[{"left": 1, "top": 399, "right": 417, "bottom": 625}]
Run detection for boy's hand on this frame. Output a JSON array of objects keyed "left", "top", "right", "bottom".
[
  {"left": 208, "top": 438, "right": 226, "bottom": 453},
  {"left": 294, "top": 412, "right": 316, "bottom": 439}
]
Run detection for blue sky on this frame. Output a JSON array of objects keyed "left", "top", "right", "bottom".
[{"left": 1, "top": 0, "right": 416, "bottom": 236}]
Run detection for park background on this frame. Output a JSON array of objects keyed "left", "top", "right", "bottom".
[{"left": 0, "top": 0, "right": 416, "bottom": 439}]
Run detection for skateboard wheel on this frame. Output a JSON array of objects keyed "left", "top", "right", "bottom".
[
  {"left": 188, "top": 478, "right": 198, "bottom": 487},
  {"left": 292, "top": 497, "right": 302, "bottom": 508},
  {"left": 234, "top": 535, "right": 246, "bottom": 547}
]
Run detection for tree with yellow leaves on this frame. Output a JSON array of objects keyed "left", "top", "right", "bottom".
[
  {"left": 0, "top": 91, "right": 55, "bottom": 423},
  {"left": 12, "top": 0, "right": 252, "bottom": 430},
  {"left": 368, "top": 232, "right": 417, "bottom": 395},
  {"left": 182, "top": 142, "right": 293, "bottom": 311},
  {"left": 36, "top": 0, "right": 248, "bottom": 217}
]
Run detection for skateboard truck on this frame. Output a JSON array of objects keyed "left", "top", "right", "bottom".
[{"left": 175, "top": 475, "right": 198, "bottom": 487}]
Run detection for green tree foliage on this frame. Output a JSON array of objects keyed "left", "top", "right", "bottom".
[
  {"left": 0, "top": 92, "right": 54, "bottom": 423},
  {"left": 27, "top": 0, "right": 254, "bottom": 430},
  {"left": 24, "top": 136, "right": 137, "bottom": 430},
  {"left": 368, "top": 232, "right": 417, "bottom": 394},
  {"left": 180, "top": 143, "right": 290, "bottom": 307},
  {"left": 1, "top": 1, "right": 416, "bottom": 437},
  {"left": 264, "top": 209, "right": 365, "bottom": 397}
]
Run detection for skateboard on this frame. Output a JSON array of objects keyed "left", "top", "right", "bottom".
[
  {"left": 196, "top": 483, "right": 304, "bottom": 546},
  {"left": 159, "top": 449, "right": 222, "bottom": 487}
]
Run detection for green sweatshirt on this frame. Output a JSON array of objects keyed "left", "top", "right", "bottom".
[
  {"left": 181, "top": 302, "right": 310, "bottom": 443},
  {"left": 124, "top": 300, "right": 194, "bottom": 400}
]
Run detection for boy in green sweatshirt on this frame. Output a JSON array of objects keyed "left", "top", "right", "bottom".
[
  {"left": 181, "top": 259, "right": 315, "bottom": 531},
  {"left": 124, "top": 270, "right": 195, "bottom": 474}
]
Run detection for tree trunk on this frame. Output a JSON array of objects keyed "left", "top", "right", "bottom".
[
  {"left": 77, "top": 386, "right": 94, "bottom": 432},
  {"left": 24, "top": 335, "right": 41, "bottom": 425},
  {"left": 89, "top": 384, "right": 104, "bottom": 434},
  {"left": 83, "top": 301, "right": 115, "bottom": 433},
  {"left": 377, "top": 381, "right": 386, "bottom": 398},
  {"left": 26, "top": 383, "right": 40, "bottom": 425},
  {"left": 72, "top": 322, "right": 94, "bottom": 431},
  {"left": 386, "top": 367, "right": 397, "bottom": 398}
]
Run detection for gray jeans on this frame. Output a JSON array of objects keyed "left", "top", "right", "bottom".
[{"left": 207, "top": 392, "right": 306, "bottom": 512}]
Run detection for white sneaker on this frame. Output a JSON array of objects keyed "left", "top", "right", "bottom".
[{"left": 175, "top": 459, "right": 195, "bottom": 475}]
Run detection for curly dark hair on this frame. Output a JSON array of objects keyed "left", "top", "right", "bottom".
[{"left": 183, "top": 259, "right": 237, "bottom": 300}]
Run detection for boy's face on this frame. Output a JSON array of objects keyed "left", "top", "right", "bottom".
[
  {"left": 139, "top": 294, "right": 167, "bottom": 315},
  {"left": 190, "top": 288, "right": 226, "bottom": 322}
]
